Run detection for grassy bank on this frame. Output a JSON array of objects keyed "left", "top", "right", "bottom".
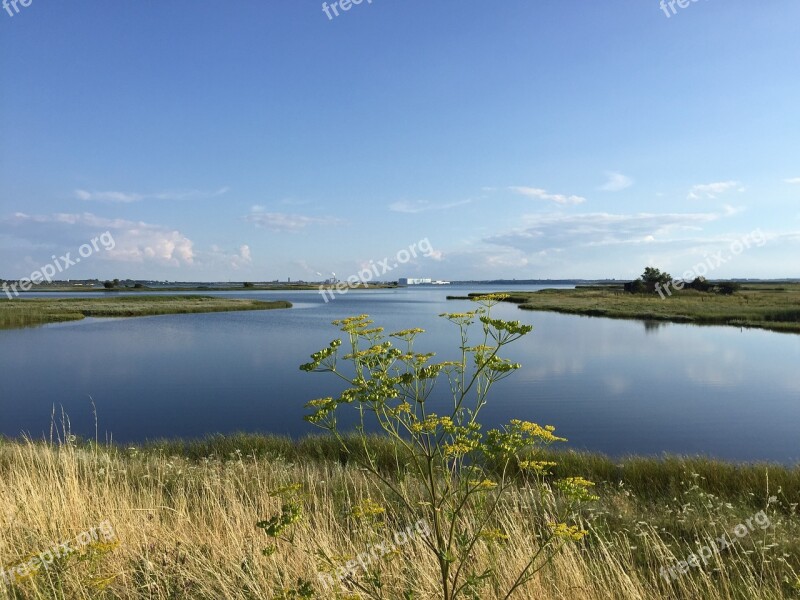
[
  {"left": 453, "top": 283, "right": 800, "bottom": 333},
  {"left": 0, "top": 296, "right": 292, "bottom": 330},
  {"left": 0, "top": 434, "right": 798, "bottom": 599}
]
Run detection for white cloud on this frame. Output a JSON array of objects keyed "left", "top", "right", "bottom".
[
  {"left": 687, "top": 181, "right": 744, "bottom": 200},
  {"left": 245, "top": 209, "right": 344, "bottom": 232},
  {"left": 485, "top": 211, "right": 722, "bottom": 253},
  {"left": 2, "top": 212, "right": 196, "bottom": 266},
  {"left": 426, "top": 249, "right": 444, "bottom": 261},
  {"left": 721, "top": 204, "right": 746, "bottom": 217},
  {"left": 75, "top": 190, "right": 142, "bottom": 203},
  {"left": 205, "top": 244, "right": 252, "bottom": 270},
  {"left": 598, "top": 172, "right": 633, "bottom": 192},
  {"left": 75, "top": 187, "right": 229, "bottom": 203},
  {"left": 388, "top": 199, "right": 471, "bottom": 213},
  {"left": 785, "top": 177, "right": 800, "bottom": 184},
  {"left": 508, "top": 186, "right": 586, "bottom": 205},
  {"left": 482, "top": 249, "right": 530, "bottom": 269}
]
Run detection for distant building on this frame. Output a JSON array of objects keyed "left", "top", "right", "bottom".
[{"left": 398, "top": 278, "right": 433, "bottom": 286}]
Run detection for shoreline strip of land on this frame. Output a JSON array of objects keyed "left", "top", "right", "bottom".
[
  {"left": 450, "top": 283, "right": 800, "bottom": 334},
  {"left": 0, "top": 295, "right": 292, "bottom": 330}
]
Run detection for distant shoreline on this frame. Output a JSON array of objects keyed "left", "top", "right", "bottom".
[
  {"left": 451, "top": 283, "right": 800, "bottom": 334},
  {"left": 0, "top": 295, "right": 292, "bottom": 330},
  {"left": 7, "top": 279, "right": 799, "bottom": 295},
  {"left": 9, "top": 284, "right": 398, "bottom": 293}
]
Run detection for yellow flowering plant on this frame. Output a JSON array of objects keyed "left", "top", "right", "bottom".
[{"left": 298, "top": 294, "right": 596, "bottom": 599}]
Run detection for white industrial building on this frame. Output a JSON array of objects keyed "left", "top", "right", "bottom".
[{"left": 398, "top": 278, "right": 433, "bottom": 286}]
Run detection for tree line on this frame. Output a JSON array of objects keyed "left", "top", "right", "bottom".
[{"left": 624, "top": 267, "right": 741, "bottom": 296}]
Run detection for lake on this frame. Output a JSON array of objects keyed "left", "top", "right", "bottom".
[{"left": 1, "top": 285, "right": 798, "bottom": 463}]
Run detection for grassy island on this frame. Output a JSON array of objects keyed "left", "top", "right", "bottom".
[
  {"left": 451, "top": 283, "right": 800, "bottom": 333},
  {"left": 0, "top": 295, "right": 292, "bottom": 330}
]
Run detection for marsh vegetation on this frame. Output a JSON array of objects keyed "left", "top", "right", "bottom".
[
  {"left": 0, "top": 296, "right": 292, "bottom": 330},
  {"left": 455, "top": 283, "right": 800, "bottom": 333}
]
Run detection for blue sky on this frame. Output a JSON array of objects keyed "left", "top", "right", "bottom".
[{"left": 1, "top": 0, "right": 798, "bottom": 282}]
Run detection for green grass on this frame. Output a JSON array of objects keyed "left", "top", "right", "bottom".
[
  {"left": 126, "top": 433, "right": 800, "bottom": 511},
  {"left": 464, "top": 283, "right": 800, "bottom": 333},
  {"left": 0, "top": 295, "right": 292, "bottom": 330}
]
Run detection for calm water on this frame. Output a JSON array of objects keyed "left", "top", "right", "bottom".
[{"left": 1, "top": 285, "right": 799, "bottom": 463}]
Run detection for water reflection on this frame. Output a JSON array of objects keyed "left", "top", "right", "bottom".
[{"left": 1, "top": 286, "right": 798, "bottom": 463}]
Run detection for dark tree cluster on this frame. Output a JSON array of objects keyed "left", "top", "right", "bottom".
[
  {"left": 624, "top": 267, "right": 672, "bottom": 293},
  {"left": 624, "top": 268, "right": 740, "bottom": 296}
]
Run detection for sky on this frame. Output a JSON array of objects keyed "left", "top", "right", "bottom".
[{"left": 1, "top": 0, "right": 799, "bottom": 282}]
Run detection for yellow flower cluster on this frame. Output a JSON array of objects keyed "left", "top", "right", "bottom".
[
  {"left": 479, "top": 316, "right": 533, "bottom": 336},
  {"left": 306, "top": 397, "right": 335, "bottom": 408},
  {"left": 79, "top": 539, "right": 120, "bottom": 559},
  {"left": 344, "top": 343, "right": 391, "bottom": 361},
  {"left": 349, "top": 498, "right": 386, "bottom": 521},
  {"left": 471, "top": 293, "right": 510, "bottom": 303},
  {"left": 359, "top": 327, "right": 385, "bottom": 336},
  {"left": 518, "top": 460, "right": 558, "bottom": 475},
  {"left": 332, "top": 315, "right": 370, "bottom": 327},
  {"left": 443, "top": 440, "right": 478, "bottom": 457},
  {"left": 269, "top": 483, "right": 304, "bottom": 497},
  {"left": 304, "top": 396, "right": 338, "bottom": 423},
  {"left": 390, "top": 328, "right": 425, "bottom": 339},
  {"left": 467, "top": 344, "right": 496, "bottom": 353},
  {"left": 409, "top": 415, "right": 454, "bottom": 434},
  {"left": 410, "top": 352, "right": 436, "bottom": 365},
  {"left": 436, "top": 360, "right": 463, "bottom": 368},
  {"left": 386, "top": 401, "right": 413, "bottom": 417},
  {"left": 508, "top": 420, "right": 567, "bottom": 444},
  {"left": 549, "top": 522, "right": 588, "bottom": 542},
  {"left": 478, "top": 528, "right": 509, "bottom": 543},
  {"left": 563, "top": 476, "right": 594, "bottom": 487},
  {"left": 4, "top": 539, "right": 120, "bottom": 586},
  {"left": 332, "top": 315, "right": 387, "bottom": 336},
  {"left": 438, "top": 311, "right": 477, "bottom": 325},
  {"left": 468, "top": 479, "right": 498, "bottom": 490},
  {"left": 556, "top": 477, "right": 600, "bottom": 502}
]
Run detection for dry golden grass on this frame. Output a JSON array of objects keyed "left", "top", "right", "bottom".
[{"left": 0, "top": 439, "right": 797, "bottom": 599}]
